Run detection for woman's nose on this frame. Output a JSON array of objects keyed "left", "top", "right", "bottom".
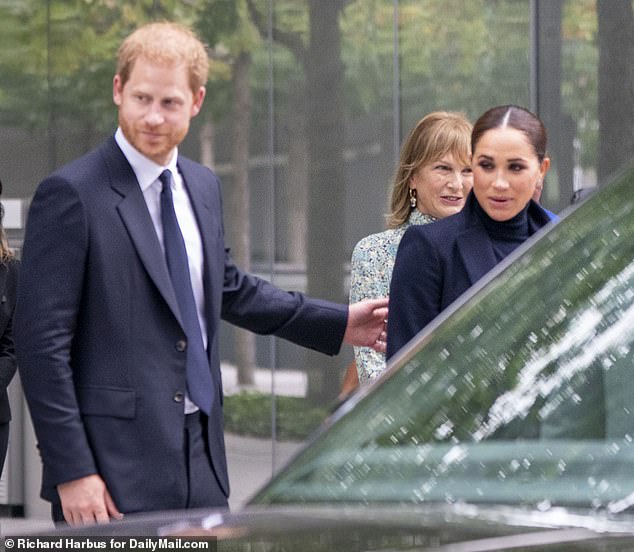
[
  {"left": 460, "top": 171, "right": 474, "bottom": 190},
  {"left": 447, "top": 171, "right": 461, "bottom": 189},
  {"left": 493, "top": 170, "right": 510, "bottom": 188}
]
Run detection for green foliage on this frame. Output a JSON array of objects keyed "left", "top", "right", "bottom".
[
  {"left": 223, "top": 391, "right": 330, "bottom": 441},
  {"left": 0, "top": 0, "right": 620, "bottom": 169},
  {"left": 0, "top": 0, "right": 199, "bottom": 131},
  {"left": 195, "top": 0, "right": 240, "bottom": 47},
  {"left": 193, "top": 0, "right": 262, "bottom": 123},
  {"left": 196, "top": 0, "right": 261, "bottom": 54},
  {"left": 561, "top": 0, "right": 598, "bottom": 169},
  {"left": 340, "top": 0, "right": 393, "bottom": 116}
]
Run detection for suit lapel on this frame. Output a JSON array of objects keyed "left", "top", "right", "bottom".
[
  {"left": 103, "top": 138, "right": 182, "bottom": 325},
  {"left": 178, "top": 159, "right": 219, "bottom": 341},
  {"left": 178, "top": 159, "right": 224, "bottom": 405},
  {"left": 456, "top": 217, "right": 498, "bottom": 286}
]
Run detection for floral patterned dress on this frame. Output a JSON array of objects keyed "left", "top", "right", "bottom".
[{"left": 349, "top": 210, "right": 436, "bottom": 383}]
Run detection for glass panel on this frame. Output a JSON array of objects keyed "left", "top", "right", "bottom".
[
  {"left": 398, "top": 0, "right": 531, "bottom": 130},
  {"left": 539, "top": 0, "right": 634, "bottom": 211},
  {"left": 252, "top": 164, "right": 634, "bottom": 512},
  {"left": 1, "top": 0, "right": 632, "bottom": 520}
]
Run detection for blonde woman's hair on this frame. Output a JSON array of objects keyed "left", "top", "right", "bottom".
[
  {"left": 116, "top": 21, "right": 209, "bottom": 94},
  {"left": 0, "top": 180, "right": 13, "bottom": 262},
  {"left": 386, "top": 111, "right": 472, "bottom": 229},
  {"left": 0, "top": 227, "right": 12, "bottom": 262}
]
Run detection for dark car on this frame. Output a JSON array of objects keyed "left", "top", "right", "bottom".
[{"left": 30, "top": 163, "right": 634, "bottom": 550}]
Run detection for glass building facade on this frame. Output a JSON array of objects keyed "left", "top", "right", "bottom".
[{"left": 0, "top": 0, "right": 632, "bottom": 518}]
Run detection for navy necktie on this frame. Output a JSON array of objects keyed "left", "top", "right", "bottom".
[{"left": 159, "top": 169, "right": 213, "bottom": 415}]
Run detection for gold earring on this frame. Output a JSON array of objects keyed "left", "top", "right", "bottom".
[{"left": 409, "top": 188, "right": 417, "bottom": 208}]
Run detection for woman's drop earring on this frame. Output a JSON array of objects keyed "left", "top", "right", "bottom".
[{"left": 409, "top": 188, "right": 417, "bottom": 209}]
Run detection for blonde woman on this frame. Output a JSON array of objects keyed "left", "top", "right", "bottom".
[
  {"left": 0, "top": 178, "right": 18, "bottom": 475},
  {"left": 350, "top": 112, "right": 473, "bottom": 384}
]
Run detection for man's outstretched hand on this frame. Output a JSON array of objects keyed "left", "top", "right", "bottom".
[{"left": 343, "top": 297, "right": 388, "bottom": 352}]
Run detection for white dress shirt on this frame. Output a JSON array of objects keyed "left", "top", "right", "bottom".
[{"left": 115, "top": 128, "right": 207, "bottom": 412}]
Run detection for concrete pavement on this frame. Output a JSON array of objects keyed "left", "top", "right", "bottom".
[
  {"left": 1, "top": 363, "right": 309, "bottom": 535},
  {"left": 0, "top": 432, "right": 304, "bottom": 535}
]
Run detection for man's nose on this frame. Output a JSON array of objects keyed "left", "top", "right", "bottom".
[{"left": 145, "top": 104, "right": 164, "bottom": 125}]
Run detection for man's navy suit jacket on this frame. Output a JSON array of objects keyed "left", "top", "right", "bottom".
[{"left": 15, "top": 136, "right": 347, "bottom": 513}]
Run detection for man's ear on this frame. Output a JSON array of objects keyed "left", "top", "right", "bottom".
[
  {"left": 113, "top": 75, "right": 123, "bottom": 106},
  {"left": 191, "top": 86, "right": 206, "bottom": 117}
]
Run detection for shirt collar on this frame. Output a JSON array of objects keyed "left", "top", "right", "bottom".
[
  {"left": 115, "top": 127, "right": 179, "bottom": 192},
  {"left": 408, "top": 209, "right": 437, "bottom": 226}
]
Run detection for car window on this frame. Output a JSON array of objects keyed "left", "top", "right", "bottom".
[{"left": 252, "top": 164, "right": 634, "bottom": 513}]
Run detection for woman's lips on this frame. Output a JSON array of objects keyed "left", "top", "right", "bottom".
[
  {"left": 489, "top": 196, "right": 511, "bottom": 205},
  {"left": 441, "top": 195, "right": 463, "bottom": 204}
]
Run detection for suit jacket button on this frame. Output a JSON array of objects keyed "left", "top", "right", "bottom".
[
  {"left": 173, "top": 391, "right": 185, "bottom": 403},
  {"left": 175, "top": 339, "right": 187, "bottom": 352}
]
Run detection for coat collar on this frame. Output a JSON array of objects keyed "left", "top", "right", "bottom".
[
  {"left": 455, "top": 191, "right": 551, "bottom": 286},
  {"left": 456, "top": 222, "right": 497, "bottom": 286}
]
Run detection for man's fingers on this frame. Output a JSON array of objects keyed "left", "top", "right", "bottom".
[
  {"left": 369, "top": 297, "right": 389, "bottom": 308},
  {"left": 105, "top": 488, "right": 124, "bottom": 521},
  {"left": 94, "top": 507, "right": 110, "bottom": 525},
  {"left": 61, "top": 506, "right": 74, "bottom": 526},
  {"left": 81, "top": 509, "right": 99, "bottom": 526},
  {"left": 372, "top": 339, "right": 387, "bottom": 353},
  {"left": 58, "top": 474, "right": 119, "bottom": 526},
  {"left": 64, "top": 507, "right": 91, "bottom": 527},
  {"left": 373, "top": 306, "right": 388, "bottom": 320}
]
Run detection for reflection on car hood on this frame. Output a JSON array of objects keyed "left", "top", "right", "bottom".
[{"left": 44, "top": 503, "right": 634, "bottom": 550}]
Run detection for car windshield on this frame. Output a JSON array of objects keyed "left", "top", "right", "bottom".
[{"left": 252, "top": 165, "right": 634, "bottom": 514}]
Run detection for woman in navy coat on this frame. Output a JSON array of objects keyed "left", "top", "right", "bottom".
[{"left": 387, "top": 105, "right": 553, "bottom": 359}]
